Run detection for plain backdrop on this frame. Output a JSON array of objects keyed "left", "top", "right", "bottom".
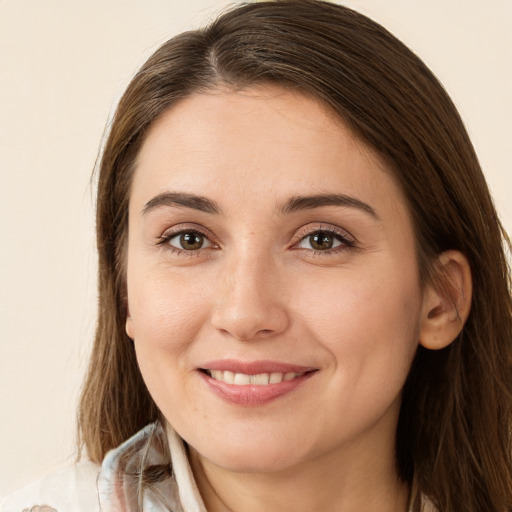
[{"left": 1, "top": 0, "right": 511, "bottom": 497}]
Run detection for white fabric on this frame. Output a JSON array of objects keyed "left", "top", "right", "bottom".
[
  {"left": 0, "top": 423, "right": 205, "bottom": 512},
  {"left": 0, "top": 460, "right": 100, "bottom": 511},
  {"left": 166, "top": 426, "right": 206, "bottom": 512},
  {"left": 1, "top": 422, "right": 432, "bottom": 512}
]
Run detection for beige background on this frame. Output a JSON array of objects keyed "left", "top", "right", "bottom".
[{"left": 1, "top": 0, "right": 510, "bottom": 497}]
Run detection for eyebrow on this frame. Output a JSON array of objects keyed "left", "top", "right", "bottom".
[
  {"left": 279, "top": 194, "right": 379, "bottom": 219},
  {"left": 142, "top": 191, "right": 378, "bottom": 220},
  {"left": 142, "top": 192, "right": 221, "bottom": 215}
]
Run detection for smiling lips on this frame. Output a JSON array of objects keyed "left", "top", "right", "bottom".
[
  {"left": 199, "top": 360, "right": 316, "bottom": 406},
  {"left": 206, "top": 369, "right": 307, "bottom": 385}
]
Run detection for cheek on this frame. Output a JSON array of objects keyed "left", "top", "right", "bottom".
[
  {"left": 295, "top": 261, "right": 422, "bottom": 369},
  {"left": 127, "top": 264, "right": 208, "bottom": 342},
  {"left": 127, "top": 267, "right": 211, "bottom": 414},
  {"left": 292, "top": 263, "right": 422, "bottom": 433}
]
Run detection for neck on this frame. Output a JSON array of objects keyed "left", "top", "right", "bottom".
[{"left": 189, "top": 429, "right": 409, "bottom": 512}]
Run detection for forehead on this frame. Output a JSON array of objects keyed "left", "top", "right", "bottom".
[{"left": 131, "top": 86, "right": 406, "bottom": 220}]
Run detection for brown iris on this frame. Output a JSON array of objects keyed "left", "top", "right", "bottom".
[
  {"left": 179, "top": 231, "right": 204, "bottom": 250},
  {"left": 309, "top": 231, "right": 335, "bottom": 250}
]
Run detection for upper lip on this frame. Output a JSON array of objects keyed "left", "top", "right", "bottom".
[{"left": 200, "top": 359, "right": 316, "bottom": 374}]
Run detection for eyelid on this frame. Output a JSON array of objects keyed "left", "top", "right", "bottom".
[
  {"left": 295, "top": 223, "right": 355, "bottom": 241},
  {"left": 154, "top": 221, "right": 356, "bottom": 256},
  {"left": 156, "top": 223, "right": 219, "bottom": 249},
  {"left": 291, "top": 223, "right": 357, "bottom": 251},
  {"left": 159, "top": 223, "right": 214, "bottom": 239}
]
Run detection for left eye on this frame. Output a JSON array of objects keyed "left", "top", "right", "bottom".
[
  {"left": 298, "top": 231, "right": 345, "bottom": 251},
  {"left": 167, "top": 230, "right": 212, "bottom": 251}
]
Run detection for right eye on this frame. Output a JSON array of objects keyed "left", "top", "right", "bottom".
[
  {"left": 165, "top": 230, "right": 212, "bottom": 251},
  {"left": 298, "top": 231, "right": 344, "bottom": 251}
]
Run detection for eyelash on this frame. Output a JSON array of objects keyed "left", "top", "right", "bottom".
[
  {"left": 292, "top": 224, "right": 356, "bottom": 254},
  {"left": 156, "top": 224, "right": 356, "bottom": 256},
  {"left": 156, "top": 224, "right": 217, "bottom": 257}
]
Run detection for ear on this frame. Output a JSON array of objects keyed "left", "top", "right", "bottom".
[
  {"left": 419, "top": 250, "right": 472, "bottom": 350},
  {"left": 126, "top": 306, "right": 134, "bottom": 340}
]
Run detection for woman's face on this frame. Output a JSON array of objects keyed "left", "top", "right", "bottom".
[{"left": 126, "top": 87, "right": 426, "bottom": 473}]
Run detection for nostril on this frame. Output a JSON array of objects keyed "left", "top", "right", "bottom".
[{"left": 210, "top": 296, "right": 290, "bottom": 341}]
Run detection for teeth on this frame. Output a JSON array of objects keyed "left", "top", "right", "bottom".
[
  {"left": 234, "top": 373, "right": 251, "bottom": 385},
  {"left": 223, "top": 371, "right": 235, "bottom": 384},
  {"left": 250, "top": 373, "right": 270, "bottom": 385},
  {"left": 206, "top": 370, "right": 305, "bottom": 385},
  {"left": 269, "top": 372, "right": 284, "bottom": 384},
  {"left": 211, "top": 370, "right": 223, "bottom": 381}
]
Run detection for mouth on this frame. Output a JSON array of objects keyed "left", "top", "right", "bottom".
[
  {"left": 197, "top": 361, "right": 317, "bottom": 406},
  {"left": 200, "top": 369, "right": 308, "bottom": 386}
]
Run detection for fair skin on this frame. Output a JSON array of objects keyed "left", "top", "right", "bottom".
[{"left": 125, "top": 87, "right": 471, "bottom": 512}]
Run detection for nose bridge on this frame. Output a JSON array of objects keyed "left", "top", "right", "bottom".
[{"left": 211, "top": 244, "right": 289, "bottom": 340}]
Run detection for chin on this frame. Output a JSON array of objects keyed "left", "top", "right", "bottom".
[
  {"left": 201, "top": 444, "right": 305, "bottom": 474},
  {"left": 183, "top": 426, "right": 310, "bottom": 474}
]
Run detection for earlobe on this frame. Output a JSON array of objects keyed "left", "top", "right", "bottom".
[
  {"left": 419, "top": 250, "right": 472, "bottom": 350},
  {"left": 126, "top": 315, "right": 134, "bottom": 340}
]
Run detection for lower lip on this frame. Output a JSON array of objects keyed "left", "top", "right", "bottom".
[{"left": 198, "top": 371, "right": 316, "bottom": 407}]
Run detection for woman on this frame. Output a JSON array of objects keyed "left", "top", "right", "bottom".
[{"left": 3, "top": 1, "right": 511, "bottom": 511}]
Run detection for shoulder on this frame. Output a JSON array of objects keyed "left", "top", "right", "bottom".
[{"left": 1, "top": 460, "right": 100, "bottom": 512}]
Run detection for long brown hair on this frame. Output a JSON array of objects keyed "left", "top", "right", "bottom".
[{"left": 78, "top": 1, "right": 512, "bottom": 510}]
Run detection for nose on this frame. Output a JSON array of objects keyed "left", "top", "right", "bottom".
[{"left": 210, "top": 251, "right": 290, "bottom": 341}]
